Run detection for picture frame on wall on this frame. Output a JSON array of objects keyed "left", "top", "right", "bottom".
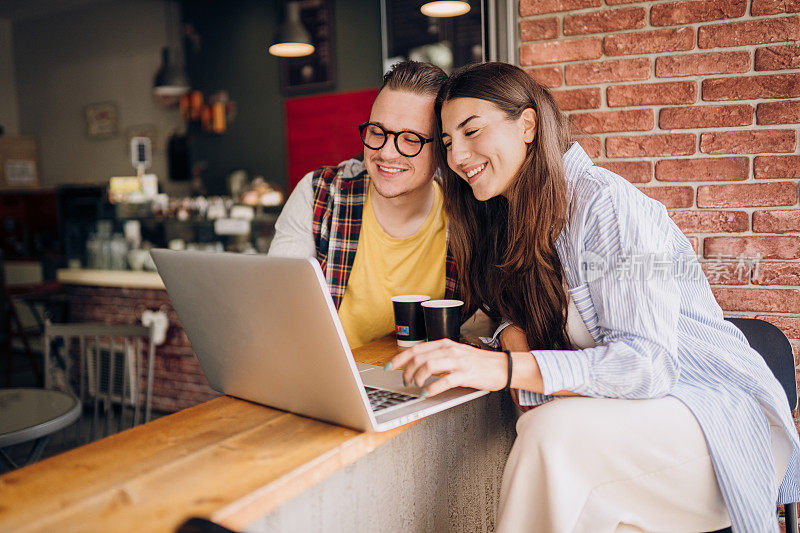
[
  {"left": 85, "top": 101, "right": 119, "bottom": 139},
  {"left": 280, "top": 0, "right": 336, "bottom": 95}
]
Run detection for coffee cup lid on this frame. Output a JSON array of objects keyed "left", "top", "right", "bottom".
[
  {"left": 391, "top": 294, "right": 431, "bottom": 303},
  {"left": 421, "top": 299, "right": 464, "bottom": 308}
]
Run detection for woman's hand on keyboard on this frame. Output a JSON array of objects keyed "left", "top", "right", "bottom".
[{"left": 385, "top": 339, "right": 508, "bottom": 397}]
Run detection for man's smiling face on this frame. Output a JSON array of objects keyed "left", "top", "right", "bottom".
[{"left": 363, "top": 89, "right": 437, "bottom": 200}]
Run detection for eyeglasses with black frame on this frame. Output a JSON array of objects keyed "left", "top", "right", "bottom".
[{"left": 358, "top": 122, "right": 434, "bottom": 158}]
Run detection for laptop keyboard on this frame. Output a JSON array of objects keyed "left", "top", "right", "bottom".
[{"left": 365, "top": 386, "right": 417, "bottom": 412}]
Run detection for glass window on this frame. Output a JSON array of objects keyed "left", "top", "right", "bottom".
[{"left": 381, "top": 0, "right": 484, "bottom": 74}]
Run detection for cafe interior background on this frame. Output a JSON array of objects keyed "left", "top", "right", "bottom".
[
  {"left": 0, "top": 0, "right": 514, "bottom": 462},
  {"left": 1, "top": 0, "right": 799, "bottom": 468}
]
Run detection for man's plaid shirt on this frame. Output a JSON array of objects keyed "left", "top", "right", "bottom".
[{"left": 311, "top": 160, "right": 459, "bottom": 309}]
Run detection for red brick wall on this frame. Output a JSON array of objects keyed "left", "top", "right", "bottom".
[
  {"left": 66, "top": 285, "right": 220, "bottom": 413},
  {"left": 518, "top": 0, "right": 800, "bottom": 368}
]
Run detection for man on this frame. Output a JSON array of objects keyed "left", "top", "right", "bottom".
[{"left": 268, "top": 61, "right": 458, "bottom": 349}]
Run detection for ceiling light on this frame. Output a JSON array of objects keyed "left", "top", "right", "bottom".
[
  {"left": 268, "top": 42, "right": 315, "bottom": 57},
  {"left": 153, "top": 47, "right": 190, "bottom": 96},
  {"left": 269, "top": 2, "right": 315, "bottom": 58},
  {"left": 420, "top": 1, "right": 471, "bottom": 17},
  {"left": 153, "top": 0, "right": 189, "bottom": 98}
]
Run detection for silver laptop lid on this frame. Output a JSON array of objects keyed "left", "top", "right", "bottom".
[{"left": 151, "top": 250, "right": 377, "bottom": 431}]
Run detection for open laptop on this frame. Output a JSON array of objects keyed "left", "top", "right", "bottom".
[{"left": 151, "top": 249, "right": 488, "bottom": 432}]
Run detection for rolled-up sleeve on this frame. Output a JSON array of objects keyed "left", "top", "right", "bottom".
[
  {"left": 519, "top": 179, "right": 682, "bottom": 403},
  {"left": 267, "top": 172, "right": 315, "bottom": 258}
]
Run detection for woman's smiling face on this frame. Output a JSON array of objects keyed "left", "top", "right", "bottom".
[{"left": 440, "top": 97, "right": 536, "bottom": 201}]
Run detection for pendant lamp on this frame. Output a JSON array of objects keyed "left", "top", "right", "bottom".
[
  {"left": 269, "top": 1, "right": 315, "bottom": 57},
  {"left": 153, "top": 47, "right": 190, "bottom": 97},
  {"left": 153, "top": 0, "right": 189, "bottom": 97},
  {"left": 420, "top": 1, "right": 471, "bottom": 17}
]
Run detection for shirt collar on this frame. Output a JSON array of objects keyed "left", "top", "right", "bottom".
[{"left": 562, "top": 141, "right": 594, "bottom": 184}]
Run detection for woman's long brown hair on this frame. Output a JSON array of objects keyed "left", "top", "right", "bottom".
[{"left": 434, "top": 62, "right": 572, "bottom": 350}]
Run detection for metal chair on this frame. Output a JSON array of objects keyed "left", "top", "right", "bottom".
[
  {"left": 718, "top": 318, "right": 799, "bottom": 533},
  {"left": 44, "top": 322, "right": 156, "bottom": 443}
]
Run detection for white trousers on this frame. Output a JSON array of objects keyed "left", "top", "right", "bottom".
[{"left": 496, "top": 396, "right": 791, "bottom": 533}]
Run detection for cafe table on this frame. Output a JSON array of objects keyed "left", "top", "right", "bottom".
[
  {"left": 0, "top": 317, "right": 517, "bottom": 533},
  {"left": 0, "top": 388, "right": 81, "bottom": 470}
]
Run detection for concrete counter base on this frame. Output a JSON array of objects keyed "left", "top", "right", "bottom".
[{"left": 249, "top": 392, "right": 518, "bottom": 532}]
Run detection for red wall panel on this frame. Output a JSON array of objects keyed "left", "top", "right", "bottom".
[{"left": 285, "top": 88, "right": 379, "bottom": 192}]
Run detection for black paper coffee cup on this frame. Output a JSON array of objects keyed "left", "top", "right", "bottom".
[
  {"left": 391, "top": 295, "right": 431, "bottom": 347},
  {"left": 422, "top": 299, "right": 464, "bottom": 342}
]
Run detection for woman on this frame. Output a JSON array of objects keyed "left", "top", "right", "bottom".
[{"left": 386, "top": 62, "right": 799, "bottom": 532}]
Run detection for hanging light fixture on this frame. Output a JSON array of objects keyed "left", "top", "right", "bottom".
[
  {"left": 153, "top": 47, "right": 190, "bottom": 97},
  {"left": 269, "top": 1, "right": 315, "bottom": 57},
  {"left": 420, "top": 1, "right": 471, "bottom": 17},
  {"left": 153, "top": 0, "right": 189, "bottom": 97}
]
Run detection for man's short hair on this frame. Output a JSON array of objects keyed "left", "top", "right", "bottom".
[{"left": 380, "top": 61, "right": 448, "bottom": 98}]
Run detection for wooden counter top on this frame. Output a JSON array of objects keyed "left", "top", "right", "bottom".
[
  {"left": 57, "top": 268, "right": 165, "bottom": 290},
  {"left": 0, "top": 336, "right": 420, "bottom": 533}
]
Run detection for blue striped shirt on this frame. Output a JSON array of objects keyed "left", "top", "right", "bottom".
[{"left": 518, "top": 142, "right": 800, "bottom": 532}]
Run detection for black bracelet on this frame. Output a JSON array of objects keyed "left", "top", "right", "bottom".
[{"left": 503, "top": 349, "right": 513, "bottom": 391}]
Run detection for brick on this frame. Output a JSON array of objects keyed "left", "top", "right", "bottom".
[
  {"left": 638, "top": 186, "right": 694, "bottom": 208},
  {"left": 755, "top": 315, "right": 800, "bottom": 340},
  {"left": 670, "top": 210, "right": 749, "bottom": 233},
  {"left": 565, "top": 58, "right": 650, "bottom": 85},
  {"left": 655, "top": 157, "right": 749, "bottom": 182},
  {"left": 697, "top": 182, "right": 798, "bottom": 207},
  {"left": 698, "top": 16, "right": 800, "bottom": 48},
  {"left": 575, "top": 136, "right": 602, "bottom": 157},
  {"left": 604, "top": 27, "right": 694, "bottom": 56},
  {"left": 700, "top": 130, "right": 797, "bottom": 154},
  {"left": 527, "top": 66, "right": 563, "bottom": 88},
  {"left": 712, "top": 288, "right": 800, "bottom": 313},
  {"left": 597, "top": 161, "right": 652, "bottom": 183},
  {"left": 754, "top": 156, "right": 800, "bottom": 179},
  {"left": 521, "top": 18, "right": 559, "bottom": 42},
  {"left": 702, "top": 262, "right": 751, "bottom": 285},
  {"left": 753, "top": 210, "right": 800, "bottom": 233},
  {"left": 655, "top": 51, "right": 750, "bottom": 78},
  {"left": 651, "top": 0, "right": 747, "bottom": 26},
  {"left": 705, "top": 236, "right": 800, "bottom": 259},
  {"left": 570, "top": 109, "right": 654, "bottom": 134},
  {"left": 755, "top": 44, "right": 800, "bottom": 71},
  {"left": 757, "top": 100, "right": 800, "bottom": 125},
  {"left": 564, "top": 7, "right": 646, "bottom": 35},
  {"left": 753, "top": 263, "right": 800, "bottom": 286},
  {"left": 608, "top": 81, "right": 696, "bottom": 107},
  {"left": 703, "top": 74, "right": 800, "bottom": 101},
  {"left": 520, "top": 38, "right": 603, "bottom": 66},
  {"left": 606, "top": 134, "right": 696, "bottom": 157},
  {"left": 751, "top": 0, "right": 800, "bottom": 15},
  {"left": 659, "top": 104, "right": 753, "bottom": 129},
  {"left": 606, "top": 0, "right": 645, "bottom": 3},
  {"left": 552, "top": 87, "right": 601, "bottom": 110},
  {"left": 520, "top": 0, "right": 601, "bottom": 15}
]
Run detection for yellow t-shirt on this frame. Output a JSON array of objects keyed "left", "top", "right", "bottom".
[{"left": 338, "top": 183, "right": 447, "bottom": 349}]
